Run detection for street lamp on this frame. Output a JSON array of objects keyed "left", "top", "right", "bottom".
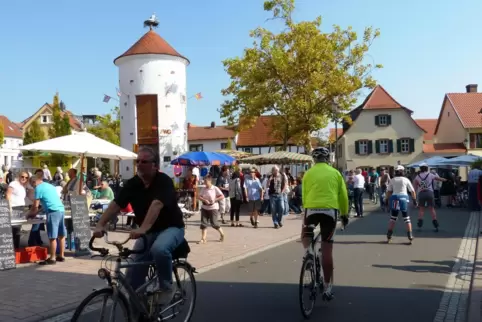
[{"left": 332, "top": 101, "right": 339, "bottom": 170}]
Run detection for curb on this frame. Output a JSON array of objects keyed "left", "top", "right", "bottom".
[{"left": 467, "top": 211, "right": 481, "bottom": 322}]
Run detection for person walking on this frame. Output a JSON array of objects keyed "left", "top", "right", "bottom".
[
  {"left": 353, "top": 169, "right": 366, "bottom": 217},
  {"left": 245, "top": 168, "right": 263, "bottom": 228},
  {"left": 197, "top": 174, "right": 225, "bottom": 243},
  {"left": 228, "top": 171, "right": 243, "bottom": 227},
  {"left": 268, "top": 166, "right": 287, "bottom": 228}
]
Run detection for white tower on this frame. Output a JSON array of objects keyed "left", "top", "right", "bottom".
[{"left": 114, "top": 14, "right": 189, "bottom": 178}]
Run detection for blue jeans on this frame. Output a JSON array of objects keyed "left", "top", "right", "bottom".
[
  {"left": 282, "top": 193, "right": 289, "bottom": 216},
  {"left": 126, "top": 227, "right": 185, "bottom": 291},
  {"left": 270, "top": 195, "right": 284, "bottom": 225}
]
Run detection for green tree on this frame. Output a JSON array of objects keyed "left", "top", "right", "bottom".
[
  {"left": 225, "top": 137, "right": 233, "bottom": 150},
  {"left": 0, "top": 122, "right": 3, "bottom": 148},
  {"left": 48, "top": 93, "right": 71, "bottom": 165},
  {"left": 220, "top": 0, "right": 382, "bottom": 153},
  {"left": 86, "top": 106, "right": 120, "bottom": 145},
  {"left": 23, "top": 120, "right": 46, "bottom": 157}
]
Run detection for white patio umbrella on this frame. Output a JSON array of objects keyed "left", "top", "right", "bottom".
[
  {"left": 20, "top": 130, "right": 137, "bottom": 193},
  {"left": 407, "top": 156, "right": 448, "bottom": 168}
]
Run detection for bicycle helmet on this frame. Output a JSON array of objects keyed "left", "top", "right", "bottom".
[{"left": 311, "top": 147, "right": 330, "bottom": 163}]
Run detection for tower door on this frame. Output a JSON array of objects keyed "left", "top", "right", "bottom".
[{"left": 136, "top": 94, "right": 159, "bottom": 146}]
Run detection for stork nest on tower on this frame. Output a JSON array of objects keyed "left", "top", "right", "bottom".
[{"left": 144, "top": 20, "right": 159, "bottom": 29}]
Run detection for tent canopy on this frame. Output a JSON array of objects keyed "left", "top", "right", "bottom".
[
  {"left": 439, "top": 154, "right": 482, "bottom": 166},
  {"left": 407, "top": 156, "right": 448, "bottom": 168},
  {"left": 19, "top": 130, "right": 137, "bottom": 160},
  {"left": 241, "top": 151, "right": 313, "bottom": 165}
]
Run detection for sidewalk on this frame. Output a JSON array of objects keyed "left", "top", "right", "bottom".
[
  {"left": 467, "top": 212, "right": 482, "bottom": 322},
  {"left": 0, "top": 212, "right": 304, "bottom": 322}
]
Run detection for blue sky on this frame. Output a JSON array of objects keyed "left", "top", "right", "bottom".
[{"left": 1, "top": 0, "right": 481, "bottom": 126}]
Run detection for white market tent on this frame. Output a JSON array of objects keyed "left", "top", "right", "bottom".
[
  {"left": 19, "top": 130, "right": 137, "bottom": 193},
  {"left": 438, "top": 154, "right": 482, "bottom": 167},
  {"left": 406, "top": 156, "right": 448, "bottom": 168}
]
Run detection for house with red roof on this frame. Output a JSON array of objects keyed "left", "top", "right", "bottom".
[
  {"left": 335, "top": 85, "right": 427, "bottom": 171},
  {"left": 187, "top": 122, "right": 236, "bottom": 152},
  {"left": 0, "top": 115, "right": 23, "bottom": 168},
  {"left": 432, "top": 84, "right": 482, "bottom": 156}
]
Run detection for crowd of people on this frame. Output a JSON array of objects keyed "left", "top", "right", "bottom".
[{"left": 180, "top": 164, "right": 303, "bottom": 235}]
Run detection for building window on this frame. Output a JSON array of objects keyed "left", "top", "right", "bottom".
[
  {"left": 163, "top": 156, "right": 171, "bottom": 162},
  {"left": 337, "top": 144, "right": 342, "bottom": 158},
  {"left": 358, "top": 140, "right": 368, "bottom": 155},
  {"left": 220, "top": 143, "right": 228, "bottom": 149},
  {"left": 243, "top": 148, "right": 252, "bottom": 153},
  {"left": 375, "top": 114, "right": 391, "bottom": 127},
  {"left": 470, "top": 134, "right": 482, "bottom": 149},
  {"left": 376, "top": 139, "right": 392, "bottom": 154},
  {"left": 189, "top": 144, "right": 203, "bottom": 152},
  {"left": 4, "top": 156, "right": 7, "bottom": 165},
  {"left": 400, "top": 139, "right": 410, "bottom": 153},
  {"left": 379, "top": 115, "right": 387, "bottom": 126}
]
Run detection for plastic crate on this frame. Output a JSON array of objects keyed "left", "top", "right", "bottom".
[{"left": 15, "top": 247, "right": 48, "bottom": 264}]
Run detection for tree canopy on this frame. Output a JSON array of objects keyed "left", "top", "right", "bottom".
[
  {"left": 87, "top": 106, "right": 120, "bottom": 145},
  {"left": 220, "top": 0, "right": 382, "bottom": 152},
  {"left": 23, "top": 120, "right": 46, "bottom": 157},
  {"left": 48, "top": 93, "right": 71, "bottom": 165}
]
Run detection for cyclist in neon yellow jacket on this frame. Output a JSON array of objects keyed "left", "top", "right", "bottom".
[{"left": 301, "top": 147, "right": 349, "bottom": 301}]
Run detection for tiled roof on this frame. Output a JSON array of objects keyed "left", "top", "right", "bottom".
[
  {"left": 0, "top": 116, "right": 22, "bottom": 138},
  {"left": 359, "top": 85, "right": 411, "bottom": 111},
  {"left": 414, "top": 119, "right": 437, "bottom": 141},
  {"left": 328, "top": 128, "right": 343, "bottom": 142},
  {"left": 114, "top": 30, "right": 188, "bottom": 64},
  {"left": 446, "top": 93, "right": 482, "bottom": 128},
  {"left": 18, "top": 104, "right": 83, "bottom": 131},
  {"left": 188, "top": 123, "right": 235, "bottom": 141},
  {"left": 423, "top": 143, "right": 466, "bottom": 153},
  {"left": 236, "top": 115, "right": 318, "bottom": 147}
]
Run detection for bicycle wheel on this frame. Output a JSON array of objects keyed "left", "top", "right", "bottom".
[
  {"left": 71, "top": 288, "right": 131, "bottom": 322},
  {"left": 159, "top": 261, "right": 197, "bottom": 321},
  {"left": 299, "top": 254, "right": 317, "bottom": 319}
]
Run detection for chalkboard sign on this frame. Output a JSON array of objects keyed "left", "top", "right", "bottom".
[
  {"left": 0, "top": 199, "right": 16, "bottom": 271},
  {"left": 69, "top": 195, "right": 91, "bottom": 256}
]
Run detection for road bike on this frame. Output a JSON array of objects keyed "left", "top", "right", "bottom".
[
  {"left": 71, "top": 232, "right": 197, "bottom": 322},
  {"left": 298, "top": 220, "right": 346, "bottom": 319}
]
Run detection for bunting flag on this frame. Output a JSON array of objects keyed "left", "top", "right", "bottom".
[
  {"left": 103, "top": 94, "right": 111, "bottom": 103},
  {"left": 194, "top": 92, "right": 203, "bottom": 100},
  {"left": 116, "top": 87, "right": 121, "bottom": 97}
]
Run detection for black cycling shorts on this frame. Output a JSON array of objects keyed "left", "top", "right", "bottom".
[{"left": 302, "top": 209, "right": 338, "bottom": 243}]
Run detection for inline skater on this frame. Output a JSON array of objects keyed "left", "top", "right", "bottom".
[
  {"left": 412, "top": 163, "right": 446, "bottom": 232},
  {"left": 301, "top": 147, "right": 349, "bottom": 301},
  {"left": 385, "top": 165, "right": 417, "bottom": 244}
]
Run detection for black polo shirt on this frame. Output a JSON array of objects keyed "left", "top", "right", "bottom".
[{"left": 115, "top": 172, "right": 184, "bottom": 232}]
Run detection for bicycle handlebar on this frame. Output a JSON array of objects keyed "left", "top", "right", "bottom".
[{"left": 89, "top": 231, "right": 148, "bottom": 256}]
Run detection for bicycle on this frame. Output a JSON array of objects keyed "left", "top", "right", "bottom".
[
  {"left": 299, "top": 219, "right": 347, "bottom": 319},
  {"left": 71, "top": 232, "right": 197, "bottom": 322}
]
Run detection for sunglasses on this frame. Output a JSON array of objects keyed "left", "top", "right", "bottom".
[
  {"left": 136, "top": 159, "right": 153, "bottom": 164},
  {"left": 20, "top": 176, "right": 28, "bottom": 179}
]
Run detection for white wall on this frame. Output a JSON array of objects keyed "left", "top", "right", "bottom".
[
  {"left": 116, "top": 54, "right": 189, "bottom": 178},
  {"left": 188, "top": 139, "right": 236, "bottom": 152},
  {"left": 0, "top": 137, "right": 23, "bottom": 168}
]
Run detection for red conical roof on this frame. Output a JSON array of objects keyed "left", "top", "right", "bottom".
[{"left": 114, "top": 30, "right": 189, "bottom": 64}]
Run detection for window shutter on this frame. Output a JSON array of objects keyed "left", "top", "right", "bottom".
[
  {"left": 387, "top": 115, "right": 392, "bottom": 125},
  {"left": 396, "top": 139, "right": 401, "bottom": 153},
  {"left": 375, "top": 140, "right": 380, "bottom": 153},
  {"left": 355, "top": 140, "right": 360, "bottom": 154},
  {"left": 375, "top": 115, "right": 379, "bottom": 126},
  {"left": 367, "top": 140, "right": 373, "bottom": 154},
  {"left": 470, "top": 134, "right": 476, "bottom": 149},
  {"left": 409, "top": 138, "right": 415, "bottom": 152},
  {"left": 388, "top": 140, "right": 394, "bottom": 153}
]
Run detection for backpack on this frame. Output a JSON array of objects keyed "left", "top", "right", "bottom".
[{"left": 417, "top": 173, "right": 431, "bottom": 190}]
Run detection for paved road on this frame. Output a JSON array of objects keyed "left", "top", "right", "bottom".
[{"left": 54, "top": 207, "right": 473, "bottom": 322}]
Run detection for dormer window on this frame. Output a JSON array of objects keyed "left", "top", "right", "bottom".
[
  {"left": 40, "top": 114, "right": 52, "bottom": 124},
  {"left": 375, "top": 114, "right": 391, "bottom": 127}
]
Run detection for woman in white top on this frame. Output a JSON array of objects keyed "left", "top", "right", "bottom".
[
  {"left": 6, "top": 170, "right": 31, "bottom": 248},
  {"left": 385, "top": 165, "right": 417, "bottom": 244}
]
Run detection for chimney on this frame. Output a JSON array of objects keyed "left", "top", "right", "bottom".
[
  {"left": 210, "top": 121, "right": 215, "bottom": 128},
  {"left": 187, "top": 122, "right": 191, "bottom": 128},
  {"left": 466, "top": 84, "right": 478, "bottom": 93}
]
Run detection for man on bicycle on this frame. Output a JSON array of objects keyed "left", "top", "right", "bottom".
[
  {"left": 93, "top": 146, "right": 185, "bottom": 306},
  {"left": 301, "top": 147, "right": 349, "bottom": 301}
]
